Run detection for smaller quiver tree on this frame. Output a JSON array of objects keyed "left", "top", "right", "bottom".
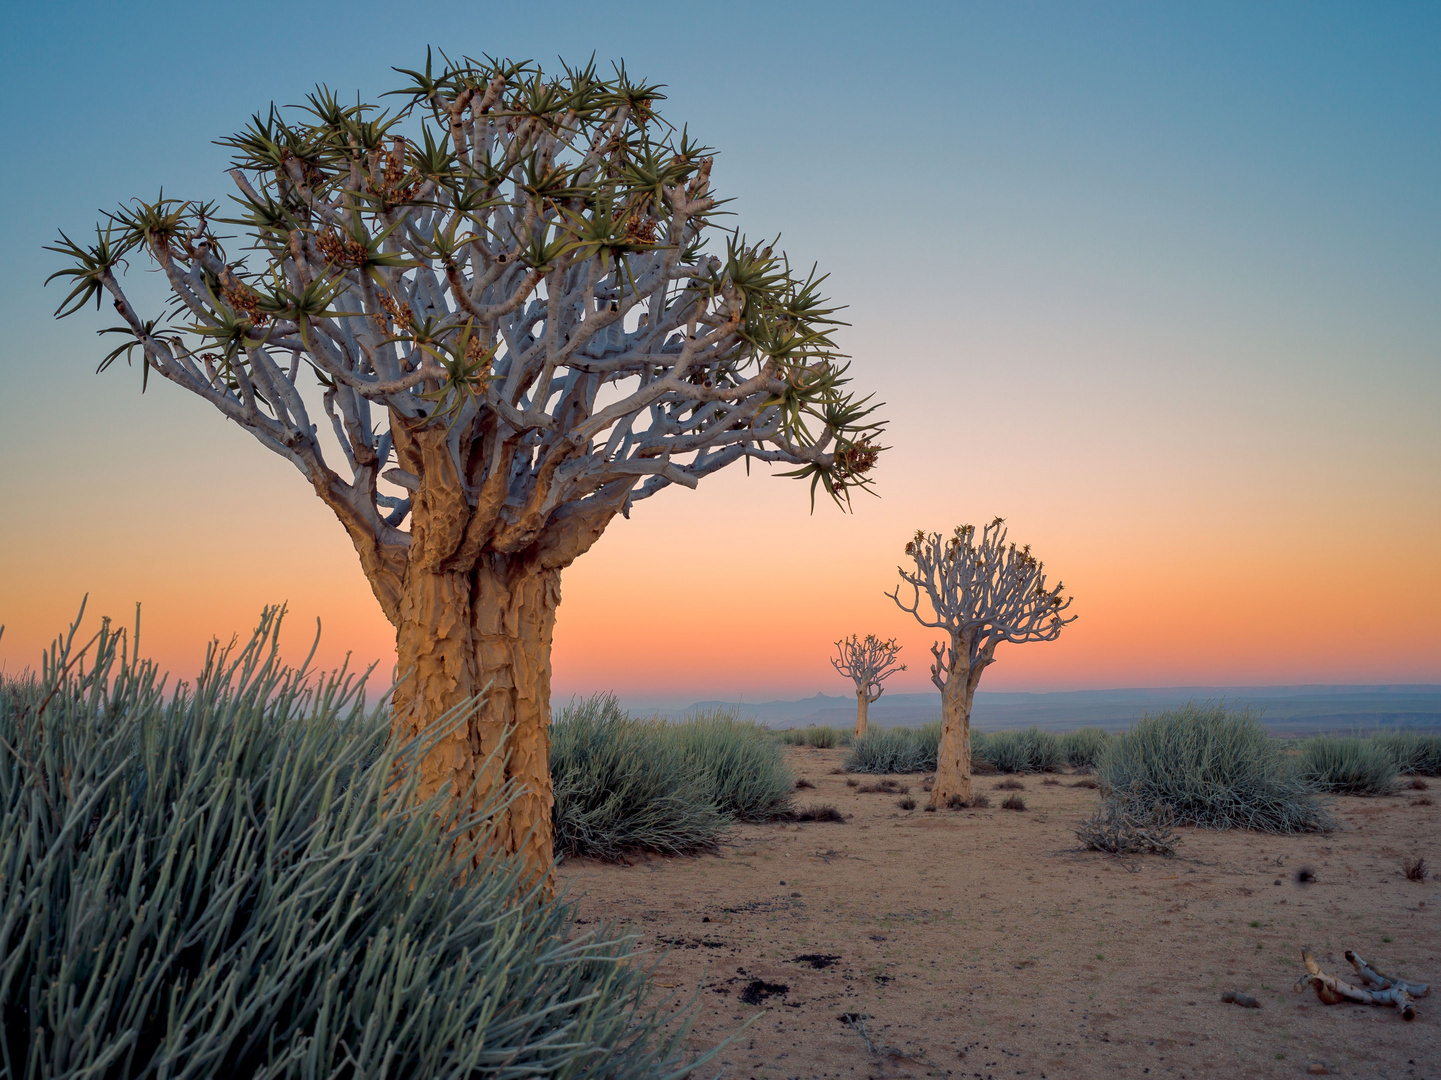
[
  {"left": 888, "top": 519, "right": 1074, "bottom": 808},
  {"left": 830, "top": 634, "right": 904, "bottom": 738}
]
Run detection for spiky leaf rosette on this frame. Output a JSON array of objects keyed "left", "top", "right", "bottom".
[{"left": 48, "top": 52, "right": 885, "bottom": 605}]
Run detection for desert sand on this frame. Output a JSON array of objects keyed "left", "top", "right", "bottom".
[{"left": 557, "top": 746, "right": 1439, "bottom": 1080}]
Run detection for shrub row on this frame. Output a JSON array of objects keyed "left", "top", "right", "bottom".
[
  {"left": 845, "top": 723, "right": 1113, "bottom": 775},
  {"left": 843, "top": 722, "right": 941, "bottom": 773},
  {"left": 2, "top": 614, "right": 702, "bottom": 1080},
  {"left": 775, "top": 724, "right": 850, "bottom": 748},
  {"left": 550, "top": 697, "right": 794, "bottom": 860}
]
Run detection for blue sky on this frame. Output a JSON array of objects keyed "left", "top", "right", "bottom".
[{"left": 2, "top": 2, "right": 1437, "bottom": 698}]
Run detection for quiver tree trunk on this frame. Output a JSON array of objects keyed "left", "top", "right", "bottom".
[
  {"left": 855, "top": 692, "right": 870, "bottom": 739},
  {"left": 391, "top": 555, "right": 561, "bottom": 892},
  {"left": 930, "top": 676, "right": 975, "bottom": 808},
  {"left": 352, "top": 421, "right": 613, "bottom": 900}
]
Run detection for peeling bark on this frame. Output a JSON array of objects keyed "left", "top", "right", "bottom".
[
  {"left": 390, "top": 555, "right": 562, "bottom": 894},
  {"left": 854, "top": 693, "right": 869, "bottom": 739},
  {"left": 377, "top": 422, "right": 603, "bottom": 898}
]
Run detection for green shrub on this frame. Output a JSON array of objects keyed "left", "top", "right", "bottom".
[
  {"left": 1298, "top": 736, "right": 1398, "bottom": 796},
  {"left": 1373, "top": 731, "right": 1441, "bottom": 776},
  {"left": 671, "top": 710, "right": 796, "bottom": 820},
  {"left": 1097, "top": 702, "right": 1334, "bottom": 833},
  {"left": 979, "top": 727, "right": 1065, "bottom": 773},
  {"left": 1, "top": 611, "right": 703, "bottom": 1080},
  {"left": 1061, "top": 727, "right": 1112, "bottom": 770},
  {"left": 776, "top": 725, "right": 845, "bottom": 748},
  {"left": 551, "top": 695, "right": 725, "bottom": 859},
  {"left": 844, "top": 722, "right": 941, "bottom": 773}
]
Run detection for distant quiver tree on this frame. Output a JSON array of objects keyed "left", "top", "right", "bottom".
[
  {"left": 830, "top": 634, "right": 904, "bottom": 738},
  {"left": 48, "top": 53, "right": 884, "bottom": 892},
  {"left": 888, "top": 519, "right": 1073, "bottom": 807}
]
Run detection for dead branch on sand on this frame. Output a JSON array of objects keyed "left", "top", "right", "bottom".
[{"left": 1293, "top": 950, "right": 1429, "bottom": 1020}]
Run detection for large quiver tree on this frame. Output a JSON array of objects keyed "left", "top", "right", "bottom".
[
  {"left": 888, "top": 519, "right": 1073, "bottom": 808},
  {"left": 830, "top": 634, "right": 904, "bottom": 738},
  {"left": 48, "top": 53, "right": 884, "bottom": 892}
]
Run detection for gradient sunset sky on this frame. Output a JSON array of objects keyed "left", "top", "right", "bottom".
[{"left": 1, "top": 2, "right": 1437, "bottom": 707}]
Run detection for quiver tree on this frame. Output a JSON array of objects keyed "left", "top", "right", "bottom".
[
  {"left": 48, "top": 53, "right": 884, "bottom": 893},
  {"left": 888, "top": 519, "right": 1073, "bottom": 808},
  {"left": 830, "top": 634, "right": 904, "bottom": 738}
]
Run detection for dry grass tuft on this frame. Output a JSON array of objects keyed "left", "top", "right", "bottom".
[
  {"left": 1001, "top": 794, "right": 1028, "bottom": 811},
  {"left": 1403, "top": 856, "right": 1429, "bottom": 882},
  {"left": 1069, "top": 778, "right": 1099, "bottom": 789},
  {"left": 1042, "top": 777, "right": 1061, "bottom": 786},
  {"left": 857, "top": 779, "right": 908, "bottom": 794},
  {"left": 794, "top": 778, "right": 816, "bottom": 790},
  {"left": 1413, "top": 796, "right": 1436, "bottom": 807},
  {"left": 844, "top": 777, "right": 859, "bottom": 788},
  {"left": 995, "top": 779, "right": 1026, "bottom": 791},
  {"left": 896, "top": 796, "right": 916, "bottom": 811},
  {"left": 792, "top": 804, "right": 847, "bottom": 823},
  {"left": 1409, "top": 778, "right": 1430, "bottom": 790}
]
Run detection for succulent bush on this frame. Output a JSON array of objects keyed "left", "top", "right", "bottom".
[
  {"left": 1373, "top": 731, "right": 1441, "bottom": 776},
  {"left": 1298, "top": 736, "right": 1398, "bottom": 796},
  {"left": 979, "top": 727, "right": 1065, "bottom": 773},
  {"left": 550, "top": 702, "right": 793, "bottom": 859},
  {"left": 1096, "top": 702, "right": 1334, "bottom": 833},
  {"left": 1060, "top": 727, "right": 1112, "bottom": 771},
  {"left": 0, "top": 611, "right": 704, "bottom": 1080},
  {"left": 550, "top": 696, "right": 725, "bottom": 859},
  {"left": 776, "top": 725, "right": 842, "bottom": 749},
  {"left": 670, "top": 710, "right": 796, "bottom": 821},
  {"left": 844, "top": 722, "right": 941, "bottom": 774}
]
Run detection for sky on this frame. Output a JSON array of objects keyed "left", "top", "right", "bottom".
[{"left": 1, "top": 1, "right": 1437, "bottom": 707}]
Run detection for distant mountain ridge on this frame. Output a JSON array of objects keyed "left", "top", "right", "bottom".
[{"left": 633, "top": 685, "right": 1441, "bottom": 735}]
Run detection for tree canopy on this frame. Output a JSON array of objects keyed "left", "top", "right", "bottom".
[{"left": 49, "top": 51, "right": 886, "bottom": 620}]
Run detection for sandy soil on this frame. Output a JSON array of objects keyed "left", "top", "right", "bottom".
[{"left": 557, "top": 747, "right": 1439, "bottom": 1080}]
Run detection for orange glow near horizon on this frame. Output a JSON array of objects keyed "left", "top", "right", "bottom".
[{"left": 5, "top": 446, "right": 1437, "bottom": 707}]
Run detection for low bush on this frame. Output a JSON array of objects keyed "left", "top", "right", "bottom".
[
  {"left": 1096, "top": 702, "right": 1334, "bottom": 833},
  {"left": 673, "top": 710, "right": 796, "bottom": 821},
  {"left": 553, "top": 703, "right": 794, "bottom": 858},
  {"left": 945, "top": 792, "right": 991, "bottom": 809},
  {"left": 1061, "top": 727, "right": 1112, "bottom": 771},
  {"left": 897, "top": 796, "right": 917, "bottom": 810},
  {"left": 977, "top": 727, "right": 1065, "bottom": 773},
  {"left": 1001, "top": 793, "right": 1028, "bottom": 811},
  {"left": 1373, "top": 731, "right": 1441, "bottom": 776},
  {"left": 776, "top": 725, "right": 843, "bottom": 748},
  {"left": 792, "top": 804, "right": 846, "bottom": 822},
  {"left": 551, "top": 696, "right": 725, "bottom": 859},
  {"left": 844, "top": 722, "right": 940, "bottom": 773},
  {"left": 1297, "top": 736, "right": 1398, "bottom": 796},
  {"left": 856, "top": 778, "right": 908, "bottom": 794},
  {"left": 2, "top": 611, "right": 701, "bottom": 1080}
]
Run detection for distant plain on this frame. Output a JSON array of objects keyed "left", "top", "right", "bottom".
[{"left": 637, "top": 687, "right": 1441, "bottom": 737}]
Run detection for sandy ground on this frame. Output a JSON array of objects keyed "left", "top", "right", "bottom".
[{"left": 557, "top": 746, "right": 1439, "bottom": 1080}]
